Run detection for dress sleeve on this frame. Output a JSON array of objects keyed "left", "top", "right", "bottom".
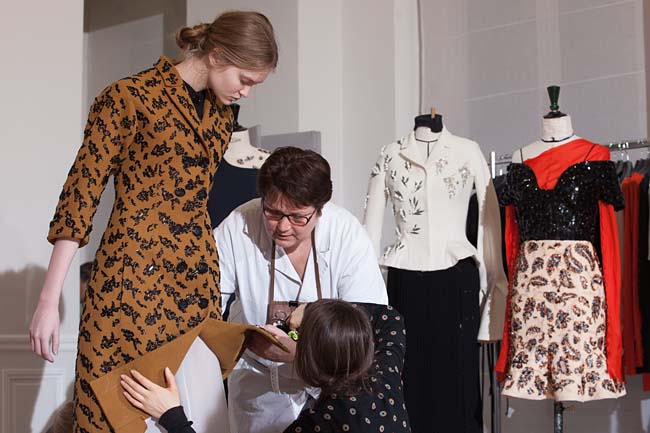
[
  {"left": 368, "top": 304, "right": 406, "bottom": 374},
  {"left": 598, "top": 162, "right": 625, "bottom": 211},
  {"left": 47, "top": 83, "right": 136, "bottom": 247},
  {"left": 158, "top": 406, "right": 197, "bottom": 433},
  {"left": 471, "top": 144, "right": 508, "bottom": 341},
  {"left": 283, "top": 414, "right": 320, "bottom": 433},
  {"left": 362, "top": 145, "right": 390, "bottom": 259}
]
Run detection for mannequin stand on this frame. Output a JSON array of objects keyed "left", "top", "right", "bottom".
[{"left": 554, "top": 402, "right": 565, "bottom": 433}]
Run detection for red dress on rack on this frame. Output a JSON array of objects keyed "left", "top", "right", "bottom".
[
  {"left": 496, "top": 139, "right": 625, "bottom": 386},
  {"left": 622, "top": 173, "right": 645, "bottom": 374}
]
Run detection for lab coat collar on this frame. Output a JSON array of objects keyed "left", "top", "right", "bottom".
[{"left": 399, "top": 126, "right": 453, "bottom": 170}]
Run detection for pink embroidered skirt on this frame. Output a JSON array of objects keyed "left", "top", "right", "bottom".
[{"left": 502, "top": 240, "right": 626, "bottom": 401}]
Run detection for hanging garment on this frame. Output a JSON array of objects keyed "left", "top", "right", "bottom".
[
  {"left": 215, "top": 199, "right": 388, "bottom": 433},
  {"left": 387, "top": 259, "right": 482, "bottom": 433},
  {"left": 638, "top": 176, "right": 650, "bottom": 374},
  {"left": 47, "top": 56, "right": 234, "bottom": 432},
  {"left": 363, "top": 127, "right": 507, "bottom": 341},
  {"left": 207, "top": 159, "right": 260, "bottom": 228},
  {"left": 497, "top": 139, "right": 626, "bottom": 401},
  {"left": 622, "top": 173, "right": 645, "bottom": 374}
]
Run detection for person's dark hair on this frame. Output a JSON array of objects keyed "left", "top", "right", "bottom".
[
  {"left": 44, "top": 401, "right": 74, "bottom": 433},
  {"left": 294, "top": 299, "right": 374, "bottom": 400},
  {"left": 258, "top": 147, "right": 332, "bottom": 210},
  {"left": 176, "top": 11, "right": 278, "bottom": 71},
  {"left": 80, "top": 261, "right": 93, "bottom": 283}
]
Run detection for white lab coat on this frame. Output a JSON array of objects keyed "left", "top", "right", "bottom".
[{"left": 215, "top": 199, "right": 388, "bottom": 433}]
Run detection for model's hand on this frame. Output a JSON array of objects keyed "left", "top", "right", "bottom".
[
  {"left": 29, "top": 238, "right": 81, "bottom": 363},
  {"left": 247, "top": 325, "right": 296, "bottom": 363},
  {"left": 29, "top": 300, "right": 60, "bottom": 362},
  {"left": 121, "top": 368, "right": 180, "bottom": 419}
]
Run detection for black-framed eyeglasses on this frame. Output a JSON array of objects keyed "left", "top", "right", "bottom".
[{"left": 262, "top": 204, "right": 318, "bottom": 227}]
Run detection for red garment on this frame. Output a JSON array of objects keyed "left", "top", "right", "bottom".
[
  {"left": 496, "top": 139, "right": 624, "bottom": 382},
  {"left": 622, "top": 173, "right": 645, "bottom": 373}
]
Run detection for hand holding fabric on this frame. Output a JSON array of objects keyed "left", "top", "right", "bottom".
[
  {"left": 247, "top": 324, "right": 296, "bottom": 362},
  {"left": 120, "top": 367, "right": 180, "bottom": 419}
]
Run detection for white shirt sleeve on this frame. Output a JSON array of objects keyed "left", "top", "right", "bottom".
[
  {"left": 214, "top": 215, "right": 238, "bottom": 311},
  {"left": 334, "top": 213, "right": 388, "bottom": 305},
  {"left": 472, "top": 143, "right": 508, "bottom": 341},
  {"left": 363, "top": 145, "right": 389, "bottom": 259}
]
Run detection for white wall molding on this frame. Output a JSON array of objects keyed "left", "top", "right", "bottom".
[
  {"left": 2, "top": 368, "right": 66, "bottom": 433},
  {"left": 0, "top": 334, "right": 77, "bottom": 352}
]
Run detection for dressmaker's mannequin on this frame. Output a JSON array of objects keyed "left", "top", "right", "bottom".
[
  {"left": 223, "top": 128, "right": 270, "bottom": 169},
  {"left": 366, "top": 110, "right": 506, "bottom": 433},
  {"left": 512, "top": 86, "right": 581, "bottom": 163},
  {"left": 208, "top": 107, "right": 268, "bottom": 228}
]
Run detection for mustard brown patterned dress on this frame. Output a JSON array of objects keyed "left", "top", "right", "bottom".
[{"left": 47, "top": 56, "right": 233, "bottom": 432}]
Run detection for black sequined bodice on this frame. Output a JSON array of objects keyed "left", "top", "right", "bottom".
[{"left": 501, "top": 161, "right": 624, "bottom": 245}]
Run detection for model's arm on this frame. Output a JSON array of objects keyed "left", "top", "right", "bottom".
[{"left": 29, "top": 238, "right": 80, "bottom": 362}]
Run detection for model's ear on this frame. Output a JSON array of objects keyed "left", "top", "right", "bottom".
[{"left": 208, "top": 49, "right": 223, "bottom": 67}]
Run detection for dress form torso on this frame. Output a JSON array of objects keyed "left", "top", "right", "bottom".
[
  {"left": 511, "top": 115, "right": 581, "bottom": 163},
  {"left": 208, "top": 129, "right": 269, "bottom": 228},
  {"left": 223, "top": 129, "right": 270, "bottom": 169},
  {"left": 414, "top": 126, "right": 441, "bottom": 162}
]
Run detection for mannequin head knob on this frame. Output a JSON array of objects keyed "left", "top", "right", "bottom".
[{"left": 547, "top": 86, "right": 560, "bottom": 111}]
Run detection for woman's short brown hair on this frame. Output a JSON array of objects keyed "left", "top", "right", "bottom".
[
  {"left": 176, "top": 11, "right": 278, "bottom": 71},
  {"left": 258, "top": 147, "right": 333, "bottom": 209},
  {"left": 295, "top": 299, "right": 374, "bottom": 398}
]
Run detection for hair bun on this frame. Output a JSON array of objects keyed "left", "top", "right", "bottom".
[{"left": 175, "top": 23, "right": 211, "bottom": 51}]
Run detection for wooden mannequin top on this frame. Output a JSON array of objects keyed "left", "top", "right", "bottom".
[
  {"left": 223, "top": 129, "right": 270, "bottom": 169},
  {"left": 511, "top": 115, "right": 581, "bottom": 163}
]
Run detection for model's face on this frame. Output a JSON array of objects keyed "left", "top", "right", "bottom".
[
  {"left": 262, "top": 194, "right": 319, "bottom": 252},
  {"left": 207, "top": 54, "right": 270, "bottom": 105}
]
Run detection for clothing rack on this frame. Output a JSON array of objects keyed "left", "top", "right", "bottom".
[
  {"left": 490, "top": 139, "right": 650, "bottom": 177},
  {"left": 489, "top": 151, "right": 512, "bottom": 178},
  {"left": 607, "top": 138, "right": 650, "bottom": 150}
]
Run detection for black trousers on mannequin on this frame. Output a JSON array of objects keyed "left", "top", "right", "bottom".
[{"left": 387, "top": 258, "right": 482, "bottom": 433}]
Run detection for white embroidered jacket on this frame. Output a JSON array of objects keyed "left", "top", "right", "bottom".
[{"left": 363, "top": 127, "right": 508, "bottom": 341}]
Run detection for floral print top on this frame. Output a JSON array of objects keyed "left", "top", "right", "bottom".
[{"left": 363, "top": 127, "right": 507, "bottom": 341}]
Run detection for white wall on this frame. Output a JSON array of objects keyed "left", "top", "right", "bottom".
[
  {"left": 421, "top": 0, "right": 647, "bottom": 159},
  {"left": 0, "top": 1, "right": 84, "bottom": 432},
  {"left": 187, "top": 0, "right": 300, "bottom": 136}
]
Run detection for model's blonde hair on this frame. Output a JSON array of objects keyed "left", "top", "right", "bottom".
[{"left": 176, "top": 11, "right": 278, "bottom": 71}]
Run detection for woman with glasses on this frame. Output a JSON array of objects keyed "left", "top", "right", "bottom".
[{"left": 214, "top": 146, "right": 388, "bottom": 433}]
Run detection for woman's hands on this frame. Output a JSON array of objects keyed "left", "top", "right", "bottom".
[
  {"left": 247, "top": 325, "right": 297, "bottom": 363},
  {"left": 120, "top": 367, "right": 180, "bottom": 419}
]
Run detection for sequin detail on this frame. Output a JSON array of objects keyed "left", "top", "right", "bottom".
[{"left": 501, "top": 161, "right": 624, "bottom": 244}]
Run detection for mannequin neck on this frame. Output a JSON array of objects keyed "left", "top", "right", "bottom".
[
  {"left": 542, "top": 115, "right": 574, "bottom": 142},
  {"left": 414, "top": 126, "right": 441, "bottom": 142}
]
